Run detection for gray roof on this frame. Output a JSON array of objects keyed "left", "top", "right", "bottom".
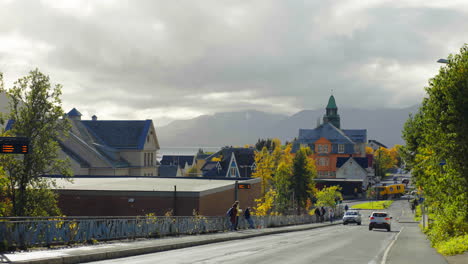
[
  {"left": 54, "top": 177, "right": 259, "bottom": 193},
  {"left": 81, "top": 120, "right": 152, "bottom": 150},
  {"left": 298, "top": 123, "right": 354, "bottom": 144},
  {"left": 158, "top": 165, "right": 178, "bottom": 177}
]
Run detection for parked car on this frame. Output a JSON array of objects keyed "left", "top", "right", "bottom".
[
  {"left": 402, "top": 179, "right": 409, "bottom": 184},
  {"left": 369, "top": 212, "right": 392, "bottom": 231},
  {"left": 343, "top": 210, "right": 362, "bottom": 225}
]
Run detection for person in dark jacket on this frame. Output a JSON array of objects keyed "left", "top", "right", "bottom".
[
  {"left": 314, "top": 207, "right": 321, "bottom": 223},
  {"left": 244, "top": 207, "right": 255, "bottom": 229},
  {"left": 320, "top": 207, "right": 326, "bottom": 222},
  {"left": 227, "top": 202, "right": 238, "bottom": 231}
]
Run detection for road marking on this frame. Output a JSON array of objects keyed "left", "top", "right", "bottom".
[{"left": 381, "top": 226, "right": 404, "bottom": 264}]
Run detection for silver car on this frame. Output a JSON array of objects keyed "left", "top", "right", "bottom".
[{"left": 342, "top": 210, "right": 362, "bottom": 225}]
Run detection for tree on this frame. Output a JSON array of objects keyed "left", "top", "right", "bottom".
[
  {"left": 314, "top": 186, "right": 343, "bottom": 208},
  {"left": 0, "top": 69, "right": 72, "bottom": 216},
  {"left": 401, "top": 45, "right": 468, "bottom": 246},
  {"left": 291, "top": 146, "right": 316, "bottom": 214},
  {"left": 373, "top": 147, "right": 396, "bottom": 176},
  {"left": 252, "top": 146, "right": 274, "bottom": 195}
]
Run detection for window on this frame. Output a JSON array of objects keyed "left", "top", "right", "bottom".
[
  {"left": 338, "top": 144, "right": 345, "bottom": 153},
  {"left": 230, "top": 167, "right": 237, "bottom": 177},
  {"left": 354, "top": 144, "right": 360, "bottom": 153},
  {"left": 150, "top": 153, "right": 154, "bottom": 166},
  {"left": 318, "top": 157, "right": 329, "bottom": 166},
  {"left": 317, "top": 144, "right": 329, "bottom": 153},
  {"left": 144, "top": 153, "right": 147, "bottom": 166}
]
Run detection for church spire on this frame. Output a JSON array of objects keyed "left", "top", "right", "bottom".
[{"left": 323, "top": 95, "right": 341, "bottom": 128}]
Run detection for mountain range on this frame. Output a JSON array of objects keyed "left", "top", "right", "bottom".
[{"left": 156, "top": 106, "right": 419, "bottom": 148}]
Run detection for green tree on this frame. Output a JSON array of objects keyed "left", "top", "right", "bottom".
[
  {"left": 0, "top": 69, "right": 72, "bottom": 216},
  {"left": 401, "top": 45, "right": 468, "bottom": 247},
  {"left": 374, "top": 147, "right": 396, "bottom": 176},
  {"left": 291, "top": 146, "right": 316, "bottom": 214},
  {"left": 314, "top": 186, "right": 343, "bottom": 208}
]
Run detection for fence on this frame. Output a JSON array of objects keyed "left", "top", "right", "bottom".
[{"left": 0, "top": 206, "right": 343, "bottom": 248}]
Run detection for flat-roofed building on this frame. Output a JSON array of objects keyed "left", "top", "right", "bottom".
[{"left": 54, "top": 176, "right": 261, "bottom": 216}]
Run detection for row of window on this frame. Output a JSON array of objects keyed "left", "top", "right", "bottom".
[
  {"left": 143, "top": 172, "right": 154, "bottom": 176},
  {"left": 144, "top": 152, "right": 154, "bottom": 166},
  {"left": 316, "top": 144, "right": 361, "bottom": 153},
  {"left": 317, "top": 171, "right": 336, "bottom": 177}
]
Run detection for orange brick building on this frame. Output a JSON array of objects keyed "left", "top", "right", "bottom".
[{"left": 292, "top": 96, "right": 367, "bottom": 178}]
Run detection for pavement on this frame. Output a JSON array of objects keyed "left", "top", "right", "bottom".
[
  {"left": 2, "top": 200, "right": 466, "bottom": 264},
  {"left": 0, "top": 220, "right": 342, "bottom": 264},
  {"left": 385, "top": 201, "right": 452, "bottom": 264}
]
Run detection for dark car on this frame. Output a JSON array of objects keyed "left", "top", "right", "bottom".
[{"left": 402, "top": 179, "right": 409, "bottom": 184}]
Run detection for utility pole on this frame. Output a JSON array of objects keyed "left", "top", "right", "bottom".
[{"left": 234, "top": 180, "right": 238, "bottom": 201}]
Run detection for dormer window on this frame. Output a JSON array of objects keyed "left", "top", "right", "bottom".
[
  {"left": 318, "top": 144, "right": 329, "bottom": 153},
  {"left": 338, "top": 144, "right": 345, "bottom": 153}
]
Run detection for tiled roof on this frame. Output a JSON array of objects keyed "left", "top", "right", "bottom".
[
  {"left": 368, "top": 139, "right": 387, "bottom": 148},
  {"left": 298, "top": 123, "right": 354, "bottom": 144},
  {"left": 336, "top": 157, "right": 369, "bottom": 169},
  {"left": 160, "top": 155, "right": 195, "bottom": 169},
  {"left": 67, "top": 108, "right": 82, "bottom": 117},
  {"left": 201, "top": 147, "right": 255, "bottom": 178},
  {"left": 81, "top": 120, "right": 151, "bottom": 150},
  {"left": 342, "top": 129, "right": 367, "bottom": 143},
  {"left": 158, "top": 165, "right": 178, "bottom": 177},
  {"left": 5, "top": 119, "right": 14, "bottom": 131}
]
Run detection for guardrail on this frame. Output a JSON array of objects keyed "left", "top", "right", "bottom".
[{"left": 0, "top": 207, "right": 343, "bottom": 248}]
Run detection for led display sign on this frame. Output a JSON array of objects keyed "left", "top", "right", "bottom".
[{"left": 0, "top": 137, "right": 29, "bottom": 154}]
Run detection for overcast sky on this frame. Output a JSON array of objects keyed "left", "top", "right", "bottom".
[{"left": 0, "top": 0, "right": 467, "bottom": 126}]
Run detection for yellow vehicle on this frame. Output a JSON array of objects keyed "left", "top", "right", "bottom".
[{"left": 373, "top": 184, "right": 405, "bottom": 199}]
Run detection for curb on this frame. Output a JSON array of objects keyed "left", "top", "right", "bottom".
[{"left": 11, "top": 222, "right": 342, "bottom": 264}]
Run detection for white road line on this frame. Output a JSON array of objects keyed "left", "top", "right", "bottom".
[{"left": 381, "top": 226, "right": 405, "bottom": 264}]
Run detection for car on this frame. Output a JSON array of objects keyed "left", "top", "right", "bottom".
[
  {"left": 402, "top": 179, "right": 409, "bottom": 184},
  {"left": 343, "top": 210, "right": 362, "bottom": 225},
  {"left": 369, "top": 212, "right": 392, "bottom": 231}
]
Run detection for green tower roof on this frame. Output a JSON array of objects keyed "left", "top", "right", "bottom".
[{"left": 326, "top": 95, "right": 337, "bottom": 109}]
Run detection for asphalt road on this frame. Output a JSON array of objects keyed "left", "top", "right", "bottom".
[{"left": 91, "top": 202, "right": 407, "bottom": 264}]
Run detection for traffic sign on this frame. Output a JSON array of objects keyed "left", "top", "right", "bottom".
[
  {"left": 237, "top": 183, "right": 251, "bottom": 189},
  {"left": 0, "top": 137, "right": 29, "bottom": 154}
]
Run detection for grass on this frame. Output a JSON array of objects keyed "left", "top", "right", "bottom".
[
  {"left": 435, "top": 234, "right": 468, "bottom": 255},
  {"left": 351, "top": 200, "right": 393, "bottom": 210}
]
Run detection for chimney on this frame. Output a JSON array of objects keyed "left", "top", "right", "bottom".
[{"left": 92, "top": 115, "right": 97, "bottom": 121}]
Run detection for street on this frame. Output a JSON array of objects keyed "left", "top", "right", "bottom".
[{"left": 90, "top": 201, "right": 407, "bottom": 264}]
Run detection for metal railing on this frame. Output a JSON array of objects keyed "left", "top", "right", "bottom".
[{"left": 0, "top": 207, "right": 343, "bottom": 248}]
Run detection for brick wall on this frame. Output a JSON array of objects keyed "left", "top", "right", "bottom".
[{"left": 57, "top": 181, "right": 262, "bottom": 217}]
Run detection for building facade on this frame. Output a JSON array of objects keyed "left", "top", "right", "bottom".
[
  {"left": 292, "top": 96, "right": 367, "bottom": 178},
  {"left": 58, "top": 108, "right": 160, "bottom": 176}
]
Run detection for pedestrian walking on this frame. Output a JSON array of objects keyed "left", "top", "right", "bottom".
[
  {"left": 344, "top": 204, "right": 349, "bottom": 211},
  {"left": 320, "top": 207, "right": 326, "bottom": 223},
  {"left": 244, "top": 207, "right": 255, "bottom": 229},
  {"left": 227, "top": 202, "right": 238, "bottom": 231},
  {"left": 314, "top": 207, "right": 321, "bottom": 223},
  {"left": 235, "top": 201, "right": 242, "bottom": 230},
  {"left": 329, "top": 208, "right": 335, "bottom": 223}
]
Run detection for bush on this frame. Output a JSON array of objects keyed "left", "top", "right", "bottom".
[{"left": 435, "top": 234, "right": 468, "bottom": 256}]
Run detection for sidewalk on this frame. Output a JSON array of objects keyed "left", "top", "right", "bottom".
[
  {"left": 386, "top": 203, "right": 447, "bottom": 264},
  {"left": 1, "top": 221, "right": 341, "bottom": 264}
]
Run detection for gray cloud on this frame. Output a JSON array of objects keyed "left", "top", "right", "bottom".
[{"left": 0, "top": 0, "right": 467, "bottom": 126}]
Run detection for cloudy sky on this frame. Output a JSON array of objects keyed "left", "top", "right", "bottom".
[{"left": 0, "top": 0, "right": 466, "bottom": 126}]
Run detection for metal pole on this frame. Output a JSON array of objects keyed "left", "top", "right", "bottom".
[
  {"left": 174, "top": 185, "right": 177, "bottom": 216},
  {"left": 234, "top": 180, "right": 238, "bottom": 201}
]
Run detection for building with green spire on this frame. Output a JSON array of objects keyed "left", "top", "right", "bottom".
[{"left": 323, "top": 95, "right": 340, "bottom": 128}]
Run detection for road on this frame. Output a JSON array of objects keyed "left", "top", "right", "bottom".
[{"left": 91, "top": 201, "right": 407, "bottom": 264}]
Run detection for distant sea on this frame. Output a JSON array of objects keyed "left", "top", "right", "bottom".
[{"left": 157, "top": 146, "right": 220, "bottom": 160}]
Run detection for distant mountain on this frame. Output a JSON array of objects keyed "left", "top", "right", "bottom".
[{"left": 156, "top": 106, "right": 419, "bottom": 148}]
